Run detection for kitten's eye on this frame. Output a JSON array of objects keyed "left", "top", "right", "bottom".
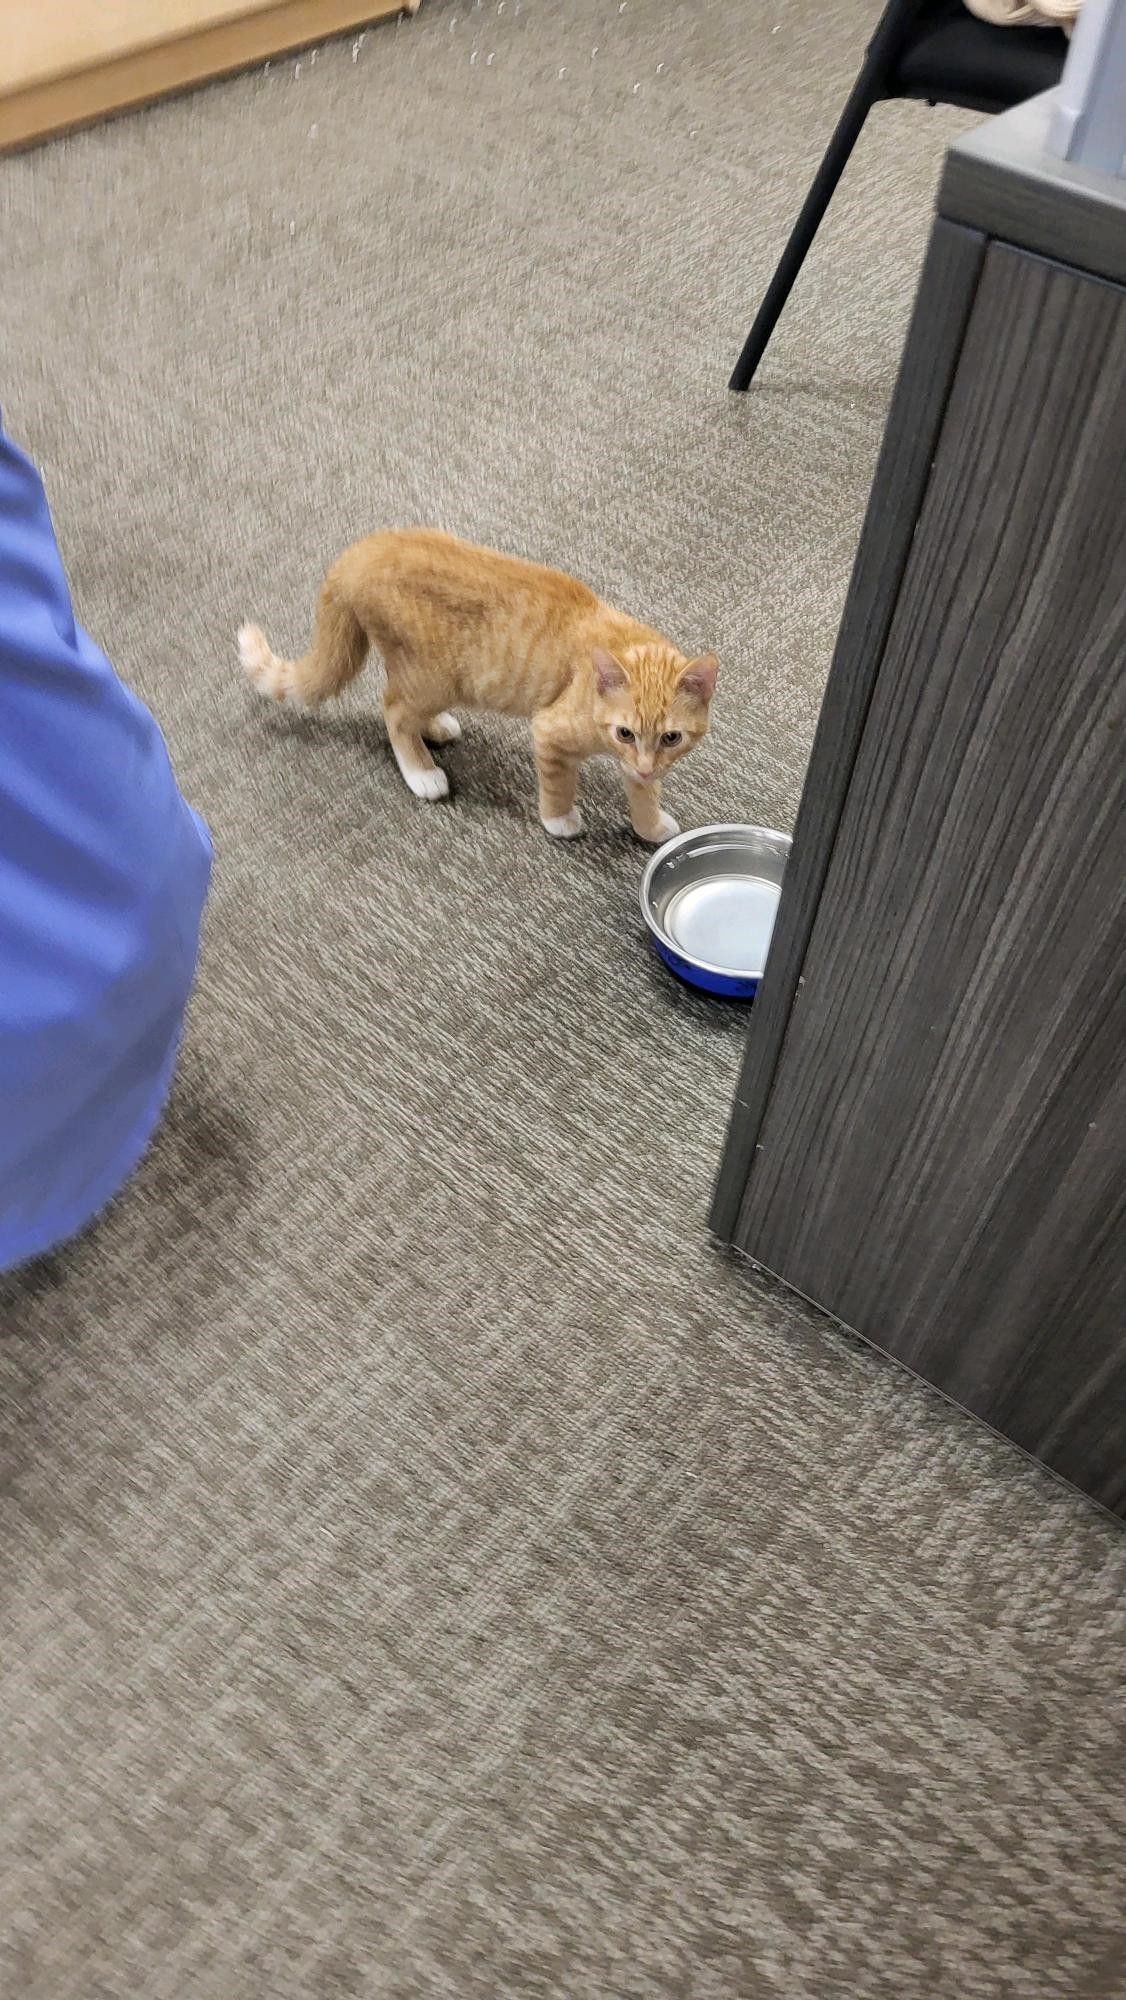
[
  {"left": 660, "top": 730, "right": 683, "bottom": 748},
  {"left": 615, "top": 725, "right": 636, "bottom": 744}
]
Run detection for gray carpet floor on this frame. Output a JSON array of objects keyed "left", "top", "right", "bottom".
[{"left": 2, "top": 3, "right": 1124, "bottom": 1995}]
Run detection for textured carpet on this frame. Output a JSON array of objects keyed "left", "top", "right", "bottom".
[{"left": 1, "top": 3, "right": 1124, "bottom": 1996}]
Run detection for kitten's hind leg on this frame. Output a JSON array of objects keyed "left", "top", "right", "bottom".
[
  {"left": 384, "top": 683, "right": 450, "bottom": 801},
  {"left": 424, "top": 712, "right": 462, "bottom": 745}
]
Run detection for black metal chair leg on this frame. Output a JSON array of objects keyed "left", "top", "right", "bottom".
[
  {"left": 728, "top": 0, "right": 932, "bottom": 392},
  {"left": 729, "top": 62, "right": 885, "bottom": 391}
]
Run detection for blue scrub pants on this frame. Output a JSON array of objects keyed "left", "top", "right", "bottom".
[{"left": 0, "top": 426, "right": 211, "bottom": 1269}]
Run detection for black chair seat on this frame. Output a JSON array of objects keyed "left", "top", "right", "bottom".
[{"left": 890, "top": 1, "right": 1068, "bottom": 114}]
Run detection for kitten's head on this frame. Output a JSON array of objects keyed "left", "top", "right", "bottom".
[{"left": 592, "top": 644, "right": 718, "bottom": 784}]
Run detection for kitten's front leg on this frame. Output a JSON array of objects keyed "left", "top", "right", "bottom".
[
  {"left": 625, "top": 774, "right": 679, "bottom": 845},
  {"left": 535, "top": 724, "right": 583, "bottom": 839}
]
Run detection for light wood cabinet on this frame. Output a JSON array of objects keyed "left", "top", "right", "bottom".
[{"left": 1, "top": 0, "right": 408, "bottom": 152}]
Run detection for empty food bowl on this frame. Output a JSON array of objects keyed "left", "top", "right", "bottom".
[{"left": 640, "top": 823, "right": 791, "bottom": 998}]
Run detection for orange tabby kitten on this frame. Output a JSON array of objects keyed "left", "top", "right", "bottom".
[{"left": 239, "top": 530, "right": 717, "bottom": 842}]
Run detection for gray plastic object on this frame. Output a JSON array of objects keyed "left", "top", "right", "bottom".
[{"left": 1047, "top": 0, "right": 1126, "bottom": 177}]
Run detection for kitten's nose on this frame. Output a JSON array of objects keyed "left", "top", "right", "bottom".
[{"left": 636, "top": 760, "right": 655, "bottom": 780}]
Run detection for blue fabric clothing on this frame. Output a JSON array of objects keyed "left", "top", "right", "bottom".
[{"left": 0, "top": 426, "right": 211, "bottom": 1270}]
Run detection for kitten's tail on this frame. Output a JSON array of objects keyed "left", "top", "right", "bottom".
[{"left": 239, "top": 576, "right": 368, "bottom": 707}]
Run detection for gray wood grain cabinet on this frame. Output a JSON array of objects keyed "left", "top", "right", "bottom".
[{"left": 712, "top": 98, "right": 1126, "bottom": 1518}]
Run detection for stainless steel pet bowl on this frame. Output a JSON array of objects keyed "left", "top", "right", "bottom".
[{"left": 640, "top": 824, "right": 792, "bottom": 998}]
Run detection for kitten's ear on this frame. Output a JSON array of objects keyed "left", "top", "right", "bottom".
[
  {"left": 592, "top": 648, "right": 628, "bottom": 695},
  {"left": 679, "top": 653, "right": 719, "bottom": 703}
]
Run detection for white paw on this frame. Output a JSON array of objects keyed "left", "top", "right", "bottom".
[
  {"left": 643, "top": 810, "right": 680, "bottom": 844},
  {"left": 425, "top": 712, "right": 462, "bottom": 744},
  {"left": 403, "top": 766, "right": 450, "bottom": 801},
  {"left": 542, "top": 808, "right": 585, "bottom": 840}
]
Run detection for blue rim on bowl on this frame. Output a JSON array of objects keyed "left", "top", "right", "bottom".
[{"left": 640, "top": 823, "right": 792, "bottom": 1000}]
